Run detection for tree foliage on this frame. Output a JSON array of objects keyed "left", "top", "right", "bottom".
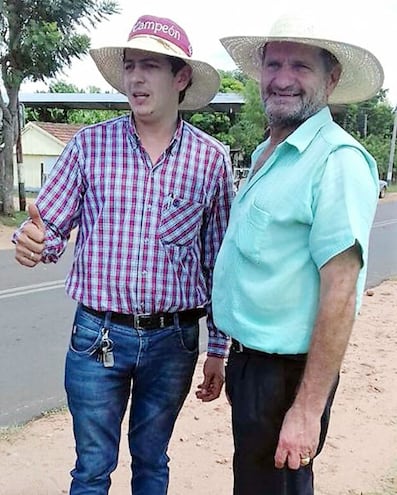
[
  {"left": 333, "top": 90, "right": 394, "bottom": 178},
  {"left": 188, "top": 112, "right": 234, "bottom": 147},
  {"left": 228, "top": 79, "right": 267, "bottom": 163},
  {"left": 0, "top": 0, "right": 119, "bottom": 213},
  {"left": 218, "top": 70, "right": 245, "bottom": 94},
  {"left": 186, "top": 74, "right": 266, "bottom": 160}
]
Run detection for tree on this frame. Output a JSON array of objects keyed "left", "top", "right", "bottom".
[
  {"left": 333, "top": 91, "right": 395, "bottom": 178},
  {"left": 0, "top": 0, "right": 119, "bottom": 214},
  {"left": 333, "top": 91, "right": 392, "bottom": 139},
  {"left": 187, "top": 72, "right": 263, "bottom": 162},
  {"left": 188, "top": 112, "right": 235, "bottom": 147},
  {"left": 218, "top": 70, "right": 245, "bottom": 94},
  {"left": 229, "top": 79, "right": 267, "bottom": 163}
]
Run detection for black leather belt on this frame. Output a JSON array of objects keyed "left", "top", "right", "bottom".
[
  {"left": 231, "top": 339, "right": 269, "bottom": 356},
  {"left": 81, "top": 305, "right": 206, "bottom": 330},
  {"left": 231, "top": 339, "right": 307, "bottom": 361}
]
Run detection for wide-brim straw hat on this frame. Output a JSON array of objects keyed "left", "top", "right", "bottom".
[
  {"left": 220, "top": 13, "right": 384, "bottom": 104},
  {"left": 90, "top": 14, "right": 220, "bottom": 111}
]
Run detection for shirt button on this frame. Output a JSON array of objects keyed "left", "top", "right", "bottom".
[
  {"left": 144, "top": 238, "right": 149, "bottom": 244},
  {"left": 173, "top": 199, "right": 180, "bottom": 207},
  {"left": 142, "top": 270, "right": 147, "bottom": 276}
]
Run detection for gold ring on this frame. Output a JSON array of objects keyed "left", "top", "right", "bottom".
[
  {"left": 300, "top": 456, "right": 311, "bottom": 467},
  {"left": 30, "top": 251, "right": 35, "bottom": 260}
]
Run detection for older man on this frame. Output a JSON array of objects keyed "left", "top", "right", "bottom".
[{"left": 212, "top": 13, "right": 383, "bottom": 495}]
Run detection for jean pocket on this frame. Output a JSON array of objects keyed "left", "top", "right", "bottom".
[
  {"left": 69, "top": 319, "right": 103, "bottom": 356},
  {"left": 177, "top": 322, "right": 199, "bottom": 353}
]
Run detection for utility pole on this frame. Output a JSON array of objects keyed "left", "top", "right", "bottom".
[{"left": 387, "top": 107, "right": 397, "bottom": 184}]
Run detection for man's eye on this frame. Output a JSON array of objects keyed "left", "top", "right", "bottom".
[
  {"left": 295, "top": 63, "right": 310, "bottom": 70},
  {"left": 265, "top": 62, "right": 279, "bottom": 69}
]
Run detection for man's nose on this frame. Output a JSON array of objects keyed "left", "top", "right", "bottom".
[
  {"left": 128, "top": 66, "right": 145, "bottom": 82},
  {"left": 271, "top": 66, "right": 296, "bottom": 89}
]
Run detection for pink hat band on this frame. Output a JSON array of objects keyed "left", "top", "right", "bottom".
[{"left": 128, "top": 15, "right": 193, "bottom": 58}]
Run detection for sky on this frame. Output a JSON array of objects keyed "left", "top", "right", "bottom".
[{"left": 20, "top": 0, "right": 397, "bottom": 106}]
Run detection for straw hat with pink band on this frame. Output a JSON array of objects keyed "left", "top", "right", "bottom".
[
  {"left": 220, "top": 13, "right": 384, "bottom": 104},
  {"left": 90, "top": 14, "right": 220, "bottom": 111}
]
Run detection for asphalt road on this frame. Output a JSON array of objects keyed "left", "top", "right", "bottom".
[
  {"left": 0, "top": 198, "right": 396, "bottom": 427},
  {"left": 366, "top": 199, "right": 397, "bottom": 288},
  {"left": 0, "top": 246, "right": 75, "bottom": 427}
]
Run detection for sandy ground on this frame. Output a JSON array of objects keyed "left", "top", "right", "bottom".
[{"left": 1, "top": 217, "right": 397, "bottom": 495}]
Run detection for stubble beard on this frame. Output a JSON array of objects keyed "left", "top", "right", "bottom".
[{"left": 263, "top": 86, "right": 328, "bottom": 129}]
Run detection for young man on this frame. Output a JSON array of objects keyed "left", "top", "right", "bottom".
[
  {"left": 212, "top": 13, "right": 384, "bottom": 495},
  {"left": 14, "top": 14, "right": 234, "bottom": 495}
]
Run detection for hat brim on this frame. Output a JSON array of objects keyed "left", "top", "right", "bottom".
[
  {"left": 220, "top": 36, "right": 384, "bottom": 104},
  {"left": 90, "top": 39, "right": 220, "bottom": 111}
]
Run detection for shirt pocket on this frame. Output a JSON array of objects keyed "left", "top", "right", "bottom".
[
  {"left": 236, "top": 201, "right": 271, "bottom": 264},
  {"left": 159, "top": 196, "right": 204, "bottom": 247}
]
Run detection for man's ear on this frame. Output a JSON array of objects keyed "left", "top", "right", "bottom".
[
  {"left": 175, "top": 64, "right": 193, "bottom": 91},
  {"left": 326, "top": 63, "right": 342, "bottom": 97}
]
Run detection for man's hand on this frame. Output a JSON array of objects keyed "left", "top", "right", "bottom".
[
  {"left": 15, "top": 204, "right": 46, "bottom": 267},
  {"left": 274, "top": 245, "right": 361, "bottom": 470},
  {"left": 195, "top": 356, "right": 225, "bottom": 402},
  {"left": 274, "top": 404, "right": 320, "bottom": 470}
]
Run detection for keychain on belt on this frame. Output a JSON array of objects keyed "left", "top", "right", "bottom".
[{"left": 97, "top": 312, "right": 114, "bottom": 368}]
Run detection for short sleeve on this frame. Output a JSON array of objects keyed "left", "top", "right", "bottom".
[{"left": 309, "top": 146, "right": 378, "bottom": 270}]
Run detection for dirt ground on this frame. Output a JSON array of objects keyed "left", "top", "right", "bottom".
[{"left": 1, "top": 218, "right": 397, "bottom": 495}]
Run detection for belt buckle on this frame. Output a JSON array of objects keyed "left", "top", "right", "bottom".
[
  {"left": 133, "top": 313, "right": 166, "bottom": 330},
  {"left": 133, "top": 313, "right": 148, "bottom": 330}
]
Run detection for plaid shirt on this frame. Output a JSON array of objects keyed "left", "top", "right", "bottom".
[{"left": 21, "top": 115, "right": 234, "bottom": 357}]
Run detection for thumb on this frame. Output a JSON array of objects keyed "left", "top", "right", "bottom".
[{"left": 28, "top": 203, "right": 45, "bottom": 232}]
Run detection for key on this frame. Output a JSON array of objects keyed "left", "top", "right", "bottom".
[
  {"left": 100, "top": 329, "right": 114, "bottom": 368},
  {"left": 102, "top": 348, "right": 114, "bottom": 368}
]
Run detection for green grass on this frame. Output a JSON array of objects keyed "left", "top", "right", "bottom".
[
  {"left": 387, "top": 183, "right": 397, "bottom": 193},
  {"left": 0, "top": 406, "right": 68, "bottom": 441},
  {"left": 0, "top": 193, "right": 34, "bottom": 227},
  {"left": 0, "top": 210, "right": 28, "bottom": 227}
]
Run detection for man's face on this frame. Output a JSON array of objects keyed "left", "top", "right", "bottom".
[
  {"left": 260, "top": 42, "right": 340, "bottom": 129},
  {"left": 122, "top": 49, "right": 191, "bottom": 121}
]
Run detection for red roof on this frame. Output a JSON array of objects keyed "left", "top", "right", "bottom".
[{"left": 33, "top": 122, "right": 85, "bottom": 144}]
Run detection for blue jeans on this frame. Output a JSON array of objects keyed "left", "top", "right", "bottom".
[{"left": 64, "top": 305, "right": 199, "bottom": 495}]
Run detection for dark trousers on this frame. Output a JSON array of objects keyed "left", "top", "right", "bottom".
[{"left": 225, "top": 346, "right": 338, "bottom": 495}]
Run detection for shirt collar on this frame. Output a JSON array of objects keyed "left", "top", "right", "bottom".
[
  {"left": 169, "top": 117, "right": 184, "bottom": 155},
  {"left": 127, "top": 114, "right": 184, "bottom": 155},
  {"left": 284, "top": 106, "right": 333, "bottom": 153},
  {"left": 252, "top": 106, "right": 333, "bottom": 161}
]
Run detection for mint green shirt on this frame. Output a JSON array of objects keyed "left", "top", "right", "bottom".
[{"left": 212, "top": 107, "right": 379, "bottom": 354}]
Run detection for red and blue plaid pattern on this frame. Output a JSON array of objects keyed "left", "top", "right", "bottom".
[{"left": 30, "top": 115, "right": 234, "bottom": 357}]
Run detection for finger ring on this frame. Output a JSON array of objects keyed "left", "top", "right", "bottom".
[
  {"left": 30, "top": 251, "right": 35, "bottom": 260},
  {"left": 300, "top": 456, "right": 311, "bottom": 467}
]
